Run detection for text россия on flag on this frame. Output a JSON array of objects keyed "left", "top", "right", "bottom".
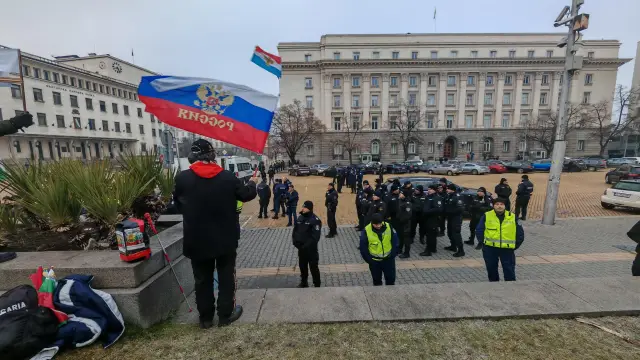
[
  {"left": 251, "top": 46, "right": 282, "bottom": 78},
  {"left": 138, "top": 76, "right": 278, "bottom": 153}
]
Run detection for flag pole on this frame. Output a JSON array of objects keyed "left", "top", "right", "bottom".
[{"left": 17, "top": 50, "right": 27, "bottom": 112}]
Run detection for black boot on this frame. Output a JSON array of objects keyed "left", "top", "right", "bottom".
[
  {"left": 297, "top": 282, "right": 309, "bottom": 288},
  {"left": 444, "top": 245, "right": 456, "bottom": 251},
  {"left": 475, "top": 242, "right": 483, "bottom": 250},
  {"left": 419, "top": 250, "right": 432, "bottom": 256},
  {"left": 452, "top": 249, "right": 465, "bottom": 257},
  {"left": 258, "top": 214, "right": 263, "bottom": 219},
  {"left": 218, "top": 305, "right": 243, "bottom": 327},
  {"left": 272, "top": 215, "right": 279, "bottom": 220},
  {"left": 199, "top": 319, "right": 213, "bottom": 329},
  {"left": 438, "top": 231, "right": 445, "bottom": 237},
  {"left": 419, "top": 236, "right": 425, "bottom": 244},
  {"left": 464, "top": 239, "right": 474, "bottom": 245}
]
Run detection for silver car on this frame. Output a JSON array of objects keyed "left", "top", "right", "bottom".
[
  {"left": 428, "top": 163, "right": 462, "bottom": 176},
  {"left": 460, "top": 163, "right": 490, "bottom": 175}
]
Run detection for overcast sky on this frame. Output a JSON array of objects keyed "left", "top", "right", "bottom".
[{"left": 1, "top": 0, "right": 638, "bottom": 96}]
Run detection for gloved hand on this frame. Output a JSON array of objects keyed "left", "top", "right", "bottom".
[{"left": 10, "top": 112, "right": 34, "bottom": 130}]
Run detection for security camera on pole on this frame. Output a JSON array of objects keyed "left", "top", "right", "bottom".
[{"left": 542, "top": 0, "right": 589, "bottom": 225}]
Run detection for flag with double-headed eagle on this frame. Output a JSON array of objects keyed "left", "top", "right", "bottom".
[
  {"left": 251, "top": 46, "right": 282, "bottom": 78},
  {"left": 138, "top": 76, "right": 278, "bottom": 153}
]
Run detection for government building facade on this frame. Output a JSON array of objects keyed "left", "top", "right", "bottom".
[{"left": 278, "top": 33, "right": 630, "bottom": 163}]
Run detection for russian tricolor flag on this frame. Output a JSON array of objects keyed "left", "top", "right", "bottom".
[
  {"left": 138, "top": 76, "right": 278, "bottom": 153},
  {"left": 251, "top": 46, "right": 282, "bottom": 78}
]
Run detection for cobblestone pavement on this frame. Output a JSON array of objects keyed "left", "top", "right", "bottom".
[
  {"left": 234, "top": 216, "right": 639, "bottom": 289},
  {"left": 241, "top": 171, "right": 639, "bottom": 229}
]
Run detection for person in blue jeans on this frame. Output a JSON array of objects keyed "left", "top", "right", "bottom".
[{"left": 286, "top": 184, "right": 299, "bottom": 226}]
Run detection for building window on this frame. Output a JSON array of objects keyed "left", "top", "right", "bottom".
[
  {"left": 333, "top": 77, "right": 341, "bottom": 88},
  {"left": 37, "top": 113, "right": 47, "bottom": 126},
  {"left": 411, "top": 51, "right": 418, "bottom": 59},
  {"left": 70, "top": 77, "right": 77, "bottom": 87},
  {"left": 352, "top": 94, "right": 360, "bottom": 107},
  {"left": 99, "top": 84, "right": 104, "bottom": 93},
  {"left": 467, "top": 75, "right": 475, "bottom": 86},
  {"left": 304, "top": 78, "right": 312, "bottom": 89},
  {"left": 33, "top": 88, "right": 43, "bottom": 102},
  {"left": 371, "top": 95, "right": 379, "bottom": 107},
  {"left": 333, "top": 95, "right": 341, "bottom": 108},
  {"left": 540, "top": 92, "right": 548, "bottom": 105},
  {"left": 447, "top": 75, "right": 456, "bottom": 86},
  {"left": 389, "top": 115, "right": 398, "bottom": 129},
  {"left": 102, "top": 120, "right": 109, "bottom": 131},
  {"left": 353, "top": 52, "right": 360, "bottom": 60},
  {"left": 73, "top": 117, "right": 81, "bottom": 129},
  {"left": 509, "top": 50, "right": 516, "bottom": 58},
  {"left": 53, "top": 91, "right": 62, "bottom": 105},
  {"left": 585, "top": 73, "right": 593, "bottom": 85},
  {"left": 306, "top": 144, "right": 314, "bottom": 156},
  {"left": 446, "top": 93, "right": 455, "bottom": 106},
  {"left": 22, "top": 65, "right": 30, "bottom": 77},
  {"left": 152, "top": 128, "right": 157, "bottom": 137},
  {"left": 408, "top": 113, "right": 418, "bottom": 128},
  {"left": 486, "top": 75, "right": 494, "bottom": 86},
  {"left": 389, "top": 94, "right": 398, "bottom": 107},
  {"left": 371, "top": 141, "right": 380, "bottom": 155},
  {"left": 124, "top": 105, "right": 130, "bottom": 116},
  {"left": 503, "top": 141, "right": 510, "bottom": 152},
  {"left": 450, "top": 51, "right": 458, "bottom": 58},
  {"left": 333, "top": 117, "right": 341, "bottom": 131},
  {"left": 88, "top": 118, "right": 96, "bottom": 130},
  {"left": 503, "top": 92, "right": 511, "bottom": 105},
  {"left": 13, "top": 140, "right": 21, "bottom": 153},
  {"left": 70, "top": 95, "right": 79, "bottom": 108},
  {"left": 62, "top": 75, "right": 68, "bottom": 84},
  {"left": 333, "top": 52, "right": 340, "bottom": 60},
  {"left": 546, "top": 50, "right": 554, "bottom": 58},
  {"left": 542, "top": 74, "right": 550, "bottom": 85},
  {"left": 56, "top": 115, "right": 65, "bottom": 128},
  {"left": 99, "top": 101, "right": 106, "bottom": 112},
  {"left": 483, "top": 114, "right": 492, "bottom": 128},
  {"left": 389, "top": 76, "right": 397, "bottom": 87},
  {"left": 352, "top": 76, "right": 361, "bottom": 87},
  {"left": 577, "top": 140, "right": 585, "bottom": 151},
  {"left": 117, "top": 89, "right": 122, "bottom": 97},
  {"left": 409, "top": 93, "right": 417, "bottom": 106},
  {"left": 582, "top": 92, "right": 591, "bottom": 104},
  {"left": 77, "top": 79, "right": 83, "bottom": 88},
  {"left": 390, "top": 143, "right": 398, "bottom": 154},
  {"left": 372, "top": 51, "right": 380, "bottom": 59},
  {"left": 371, "top": 76, "right": 379, "bottom": 88},
  {"left": 430, "top": 51, "right": 438, "bottom": 59},
  {"left": 33, "top": 68, "right": 40, "bottom": 78},
  {"left": 587, "top": 51, "right": 594, "bottom": 59},
  {"left": 43, "top": 70, "right": 50, "bottom": 80},
  {"left": 427, "top": 94, "right": 436, "bottom": 106},
  {"left": 409, "top": 76, "right": 417, "bottom": 87},
  {"left": 85, "top": 81, "right": 91, "bottom": 90},
  {"left": 304, "top": 54, "right": 312, "bottom": 62},
  {"left": 352, "top": 116, "right": 361, "bottom": 129},
  {"left": 502, "top": 113, "right": 510, "bottom": 128},
  {"left": 408, "top": 142, "right": 416, "bottom": 154},
  {"left": 139, "top": 124, "right": 144, "bottom": 134},
  {"left": 106, "top": 87, "right": 111, "bottom": 95},
  {"left": 466, "top": 93, "right": 474, "bottom": 106},
  {"left": 371, "top": 116, "right": 379, "bottom": 130},
  {"left": 428, "top": 75, "right": 437, "bottom": 87},
  {"left": 446, "top": 115, "right": 454, "bottom": 129},
  {"left": 527, "top": 50, "right": 535, "bottom": 58},
  {"left": 520, "top": 113, "right": 530, "bottom": 126},
  {"left": 483, "top": 139, "right": 492, "bottom": 153},
  {"left": 523, "top": 74, "right": 531, "bottom": 85},
  {"left": 84, "top": 98, "right": 93, "bottom": 110},
  {"left": 490, "top": 50, "right": 497, "bottom": 58},
  {"left": 427, "top": 114, "right": 435, "bottom": 129},
  {"left": 150, "top": 114, "right": 155, "bottom": 122},
  {"left": 53, "top": 72, "right": 60, "bottom": 83},
  {"left": 427, "top": 142, "right": 435, "bottom": 153},
  {"left": 484, "top": 92, "right": 493, "bottom": 105},
  {"left": 392, "top": 51, "right": 399, "bottom": 59},
  {"left": 471, "top": 50, "right": 478, "bottom": 58},
  {"left": 465, "top": 115, "right": 473, "bottom": 128},
  {"left": 112, "top": 103, "right": 118, "bottom": 114},
  {"left": 137, "top": 108, "right": 143, "bottom": 117},
  {"left": 114, "top": 122, "right": 121, "bottom": 132},
  {"left": 504, "top": 75, "right": 513, "bottom": 85},
  {"left": 305, "top": 96, "right": 313, "bottom": 109},
  {"left": 521, "top": 92, "right": 530, "bottom": 105},
  {"left": 10, "top": 84, "right": 21, "bottom": 99}
]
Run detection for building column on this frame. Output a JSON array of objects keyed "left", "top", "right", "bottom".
[
  {"left": 513, "top": 71, "right": 524, "bottom": 127},
  {"left": 569, "top": 70, "right": 581, "bottom": 105},
  {"left": 400, "top": 73, "right": 409, "bottom": 103},
  {"left": 476, "top": 72, "right": 486, "bottom": 128},
  {"left": 457, "top": 72, "right": 468, "bottom": 128},
  {"left": 362, "top": 73, "right": 370, "bottom": 126},
  {"left": 323, "top": 73, "right": 332, "bottom": 129},
  {"left": 343, "top": 73, "right": 351, "bottom": 115},
  {"left": 551, "top": 71, "right": 562, "bottom": 113},
  {"left": 382, "top": 73, "right": 390, "bottom": 127},
  {"left": 437, "top": 72, "right": 447, "bottom": 128},
  {"left": 532, "top": 72, "right": 543, "bottom": 120},
  {"left": 495, "top": 72, "right": 505, "bottom": 127}
]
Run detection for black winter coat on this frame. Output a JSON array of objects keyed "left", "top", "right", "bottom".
[
  {"left": 495, "top": 184, "right": 512, "bottom": 199},
  {"left": 292, "top": 212, "right": 322, "bottom": 249}
]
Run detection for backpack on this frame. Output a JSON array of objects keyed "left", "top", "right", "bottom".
[
  {"left": 0, "top": 285, "right": 59, "bottom": 360},
  {"left": 116, "top": 218, "right": 151, "bottom": 262}
]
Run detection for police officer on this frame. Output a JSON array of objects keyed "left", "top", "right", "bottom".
[
  {"left": 374, "top": 178, "right": 387, "bottom": 199},
  {"left": 420, "top": 185, "right": 443, "bottom": 256},
  {"left": 494, "top": 178, "right": 513, "bottom": 211},
  {"left": 443, "top": 183, "right": 465, "bottom": 257},
  {"left": 437, "top": 178, "right": 448, "bottom": 236},
  {"left": 292, "top": 201, "right": 322, "bottom": 288},
  {"left": 272, "top": 179, "right": 287, "bottom": 219},
  {"left": 365, "top": 191, "right": 387, "bottom": 225},
  {"left": 359, "top": 213, "right": 399, "bottom": 286},
  {"left": 465, "top": 187, "right": 493, "bottom": 248},
  {"left": 397, "top": 190, "right": 414, "bottom": 258},
  {"left": 475, "top": 198, "right": 524, "bottom": 281},
  {"left": 515, "top": 175, "right": 534, "bottom": 220},
  {"left": 286, "top": 184, "right": 299, "bottom": 226},
  {"left": 402, "top": 180, "right": 413, "bottom": 198},
  {"left": 257, "top": 178, "right": 271, "bottom": 219},
  {"left": 325, "top": 182, "right": 339, "bottom": 238},
  {"left": 411, "top": 185, "right": 427, "bottom": 244},
  {"left": 336, "top": 168, "right": 345, "bottom": 193},
  {"left": 355, "top": 180, "right": 371, "bottom": 231}
]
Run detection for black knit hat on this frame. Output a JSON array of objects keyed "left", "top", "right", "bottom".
[
  {"left": 303, "top": 200, "right": 313, "bottom": 211},
  {"left": 439, "top": 177, "right": 447, "bottom": 183},
  {"left": 371, "top": 213, "right": 384, "bottom": 224},
  {"left": 447, "top": 183, "right": 457, "bottom": 191},
  {"left": 428, "top": 184, "right": 439, "bottom": 191},
  {"left": 363, "top": 180, "right": 369, "bottom": 185}
]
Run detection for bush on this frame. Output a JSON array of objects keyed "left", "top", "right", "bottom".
[
  {"left": 157, "top": 168, "right": 177, "bottom": 202},
  {"left": 118, "top": 151, "right": 162, "bottom": 195}
]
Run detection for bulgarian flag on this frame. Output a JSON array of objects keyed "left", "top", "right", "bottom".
[{"left": 30, "top": 266, "right": 68, "bottom": 323}]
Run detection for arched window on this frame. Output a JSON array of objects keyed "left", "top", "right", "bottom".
[
  {"left": 371, "top": 140, "right": 380, "bottom": 155},
  {"left": 333, "top": 143, "right": 343, "bottom": 155},
  {"left": 483, "top": 138, "right": 492, "bottom": 152},
  {"left": 408, "top": 141, "right": 416, "bottom": 154}
]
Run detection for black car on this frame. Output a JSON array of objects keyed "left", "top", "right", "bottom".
[
  {"left": 502, "top": 161, "right": 534, "bottom": 173},
  {"left": 385, "top": 163, "right": 408, "bottom": 174},
  {"left": 323, "top": 165, "right": 346, "bottom": 178},
  {"left": 605, "top": 164, "right": 640, "bottom": 184}
]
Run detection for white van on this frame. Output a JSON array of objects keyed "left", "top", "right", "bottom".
[{"left": 220, "top": 156, "right": 253, "bottom": 182}]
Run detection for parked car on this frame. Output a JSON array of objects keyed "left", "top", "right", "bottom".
[
  {"left": 288, "top": 164, "right": 311, "bottom": 176},
  {"left": 460, "top": 163, "right": 489, "bottom": 175},
  {"left": 606, "top": 158, "right": 635, "bottom": 168},
  {"left": 416, "top": 163, "right": 436, "bottom": 172},
  {"left": 532, "top": 159, "right": 552, "bottom": 171},
  {"left": 385, "top": 163, "right": 408, "bottom": 174},
  {"left": 363, "top": 162, "right": 380, "bottom": 174},
  {"left": 323, "top": 165, "right": 345, "bottom": 178},
  {"left": 401, "top": 161, "right": 421, "bottom": 173},
  {"left": 605, "top": 164, "right": 640, "bottom": 184},
  {"left": 563, "top": 158, "right": 586, "bottom": 172},
  {"left": 502, "top": 161, "right": 534, "bottom": 173},
  {"left": 622, "top": 157, "right": 640, "bottom": 164},
  {"left": 309, "top": 164, "right": 329, "bottom": 175},
  {"left": 578, "top": 158, "right": 607, "bottom": 171},
  {"left": 601, "top": 180, "right": 640, "bottom": 210},
  {"left": 428, "top": 163, "right": 462, "bottom": 176},
  {"left": 477, "top": 161, "right": 507, "bottom": 174}
]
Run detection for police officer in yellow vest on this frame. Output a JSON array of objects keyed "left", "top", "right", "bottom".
[
  {"left": 475, "top": 198, "right": 524, "bottom": 282},
  {"left": 359, "top": 213, "right": 400, "bottom": 286}
]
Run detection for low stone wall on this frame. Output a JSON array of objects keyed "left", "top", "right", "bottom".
[{"left": 0, "top": 222, "right": 192, "bottom": 328}]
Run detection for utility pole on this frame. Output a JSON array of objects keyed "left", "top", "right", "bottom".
[{"left": 542, "top": 0, "right": 589, "bottom": 225}]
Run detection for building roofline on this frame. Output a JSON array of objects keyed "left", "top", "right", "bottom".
[
  {"left": 55, "top": 54, "right": 159, "bottom": 75},
  {"left": 318, "top": 32, "right": 568, "bottom": 37}
]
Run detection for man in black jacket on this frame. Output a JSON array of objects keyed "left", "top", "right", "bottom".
[
  {"left": 397, "top": 191, "right": 413, "bottom": 258},
  {"left": 355, "top": 180, "right": 371, "bottom": 231},
  {"left": 437, "top": 178, "right": 448, "bottom": 236},
  {"left": 420, "top": 185, "right": 443, "bottom": 256},
  {"left": 365, "top": 191, "right": 386, "bottom": 225},
  {"left": 443, "top": 183, "right": 465, "bottom": 257},
  {"left": 515, "top": 175, "right": 534, "bottom": 220},
  {"left": 173, "top": 139, "right": 257, "bottom": 329},
  {"left": 292, "top": 201, "right": 322, "bottom": 287},
  {"left": 411, "top": 185, "right": 426, "bottom": 244},
  {"left": 286, "top": 184, "right": 299, "bottom": 226},
  {"left": 465, "top": 187, "right": 493, "bottom": 248},
  {"left": 257, "top": 178, "right": 271, "bottom": 219},
  {"left": 494, "top": 178, "right": 513, "bottom": 211},
  {"left": 325, "top": 183, "right": 339, "bottom": 238}
]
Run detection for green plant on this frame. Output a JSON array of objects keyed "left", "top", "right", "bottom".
[
  {"left": 0, "top": 203, "right": 23, "bottom": 234},
  {"left": 118, "top": 151, "right": 162, "bottom": 195},
  {"left": 157, "top": 168, "right": 177, "bottom": 202}
]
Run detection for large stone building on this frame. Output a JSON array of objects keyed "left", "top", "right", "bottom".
[{"left": 278, "top": 33, "right": 631, "bottom": 163}]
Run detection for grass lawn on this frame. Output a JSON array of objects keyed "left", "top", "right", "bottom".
[{"left": 59, "top": 317, "right": 640, "bottom": 360}]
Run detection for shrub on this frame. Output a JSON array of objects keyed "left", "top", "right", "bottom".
[
  {"left": 157, "top": 168, "right": 178, "bottom": 202},
  {"left": 118, "top": 151, "right": 162, "bottom": 195}
]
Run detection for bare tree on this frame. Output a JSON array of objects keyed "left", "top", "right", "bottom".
[
  {"left": 390, "top": 100, "right": 425, "bottom": 160},
  {"left": 522, "top": 103, "right": 586, "bottom": 155},
  {"left": 270, "top": 99, "right": 325, "bottom": 163},
  {"left": 585, "top": 85, "right": 640, "bottom": 157},
  {"left": 336, "top": 114, "right": 368, "bottom": 164}
]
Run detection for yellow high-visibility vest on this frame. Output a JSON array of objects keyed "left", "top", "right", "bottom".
[
  {"left": 365, "top": 223, "right": 393, "bottom": 261},
  {"left": 483, "top": 210, "right": 517, "bottom": 249},
  {"left": 236, "top": 200, "right": 243, "bottom": 214}
]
